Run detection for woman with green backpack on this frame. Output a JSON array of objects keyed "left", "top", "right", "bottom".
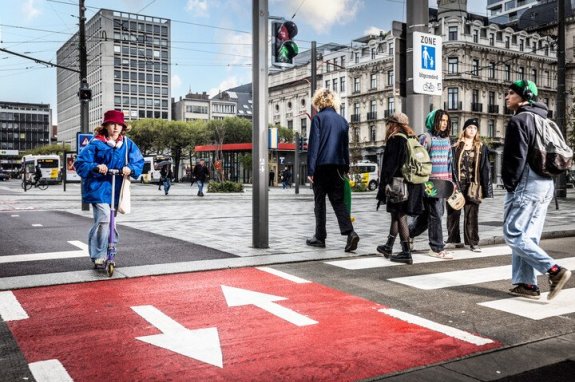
[{"left": 376, "top": 112, "right": 424, "bottom": 264}]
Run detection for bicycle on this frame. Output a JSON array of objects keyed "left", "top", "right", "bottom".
[{"left": 22, "top": 178, "right": 48, "bottom": 191}]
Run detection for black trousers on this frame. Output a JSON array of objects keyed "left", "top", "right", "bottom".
[
  {"left": 312, "top": 165, "right": 354, "bottom": 240},
  {"left": 446, "top": 183, "right": 480, "bottom": 246}
]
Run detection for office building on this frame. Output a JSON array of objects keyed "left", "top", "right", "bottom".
[{"left": 57, "top": 9, "right": 170, "bottom": 149}]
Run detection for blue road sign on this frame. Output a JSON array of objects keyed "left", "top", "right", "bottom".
[
  {"left": 421, "top": 45, "right": 435, "bottom": 70},
  {"left": 76, "top": 133, "right": 93, "bottom": 154}
]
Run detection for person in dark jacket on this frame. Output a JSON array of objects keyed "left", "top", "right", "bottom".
[
  {"left": 192, "top": 159, "right": 209, "bottom": 196},
  {"left": 446, "top": 118, "right": 493, "bottom": 252},
  {"left": 502, "top": 80, "right": 571, "bottom": 300},
  {"left": 306, "top": 88, "right": 359, "bottom": 252},
  {"left": 376, "top": 112, "right": 424, "bottom": 264},
  {"left": 74, "top": 109, "right": 144, "bottom": 265},
  {"left": 160, "top": 164, "right": 173, "bottom": 195}
]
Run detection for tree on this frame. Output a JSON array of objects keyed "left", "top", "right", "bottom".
[
  {"left": 159, "top": 121, "right": 195, "bottom": 181},
  {"left": 128, "top": 119, "right": 163, "bottom": 155}
]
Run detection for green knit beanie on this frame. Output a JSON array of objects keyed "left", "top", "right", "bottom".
[{"left": 510, "top": 80, "right": 538, "bottom": 102}]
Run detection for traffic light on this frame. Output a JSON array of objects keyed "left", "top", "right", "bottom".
[
  {"left": 297, "top": 136, "right": 307, "bottom": 151},
  {"left": 78, "top": 79, "right": 92, "bottom": 101},
  {"left": 272, "top": 21, "right": 298, "bottom": 67}
]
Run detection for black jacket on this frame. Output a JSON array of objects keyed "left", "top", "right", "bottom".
[
  {"left": 193, "top": 164, "right": 209, "bottom": 182},
  {"left": 307, "top": 108, "right": 350, "bottom": 176},
  {"left": 452, "top": 143, "right": 493, "bottom": 198},
  {"left": 502, "top": 102, "right": 550, "bottom": 192}
]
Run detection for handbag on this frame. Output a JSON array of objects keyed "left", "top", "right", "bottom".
[
  {"left": 385, "top": 177, "right": 408, "bottom": 203},
  {"left": 447, "top": 189, "right": 465, "bottom": 210},
  {"left": 467, "top": 182, "right": 482, "bottom": 204},
  {"left": 118, "top": 139, "right": 131, "bottom": 214}
]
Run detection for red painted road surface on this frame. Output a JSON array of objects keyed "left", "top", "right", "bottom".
[{"left": 8, "top": 268, "right": 499, "bottom": 381}]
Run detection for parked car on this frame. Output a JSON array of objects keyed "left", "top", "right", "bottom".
[{"left": 0, "top": 170, "right": 10, "bottom": 181}]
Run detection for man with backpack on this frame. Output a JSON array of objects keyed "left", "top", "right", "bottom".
[{"left": 502, "top": 79, "right": 571, "bottom": 300}]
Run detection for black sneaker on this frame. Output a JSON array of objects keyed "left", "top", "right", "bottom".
[
  {"left": 509, "top": 284, "right": 541, "bottom": 300},
  {"left": 306, "top": 237, "right": 325, "bottom": 248},
  {"left": 548, "top": 267, "right": 572, "bottom": 300},
  {"left": 344, "top": 231, "right": 359, "bottom": 252}
]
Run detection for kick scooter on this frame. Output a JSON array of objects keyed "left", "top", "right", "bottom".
[{"left": 94, "top": 169, "right": 120, "bottom": 277}]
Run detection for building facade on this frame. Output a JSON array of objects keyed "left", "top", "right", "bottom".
[
  {"left": 0, "top": 101, "right": 52, "bottom": 171},
  {"left": 57, "top": 9, "right": 171, "bottom": 149}
]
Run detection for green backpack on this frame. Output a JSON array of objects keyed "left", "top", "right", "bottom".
[{"left": 395, "top": 133, "right": 432, "bottom": 184}]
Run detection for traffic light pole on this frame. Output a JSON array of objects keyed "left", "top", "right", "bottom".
[
  {"left": 405, "top": 0, "right": 429, "bottom": 134},
  {"left": 79, "top": 0, "right": 90, "bottom": 211},
  {"left": 251, "top": 0, "right": 269, "bottom": 248},
  {"left": 294, "top": 132, "right": 300, "bottom": 194}
]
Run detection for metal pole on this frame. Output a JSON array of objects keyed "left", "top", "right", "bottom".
[
  {"left": 251, "top": 0, "right": 269, "bottom": 248},
  {"left": 405, "top": 0, "right": 429, "bottom": 133},
  {"left": 556, "top": 0, "right": 567, "bottom": 198},
  {"left": 294, "top": 131, "right": 300, "bottom": 194},
  {"left": 79, "top": 0, "right": 90, "bottom": 210}
]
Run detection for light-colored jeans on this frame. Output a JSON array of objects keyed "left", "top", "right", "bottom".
[
  {"left": 503, "top": 167, "right": 555, "bottom": 286},
  {"left": 88, "top": 203, "right": 118, "bottom": 261},
  {"left": 197, "top": 180, "right": 205, "bottom": 194}
]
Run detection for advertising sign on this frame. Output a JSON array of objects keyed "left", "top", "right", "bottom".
[
  {"left": 413, "top": 32, "right": 443, "bottom": 95},
  {"left": 65, "top": 152, "right": 81, "bottom": 182}
]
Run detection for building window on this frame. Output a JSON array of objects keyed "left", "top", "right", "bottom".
[
  {"left": 332, "top": 78, "right": 338, "bottom": 92},
  {"left": 505, "top": 64, "right": 511, "bottom": 81},
  {"left": 518, "top": 66, "right": 524, "bottom": 81},
  {"left": 369, "top": 100, "right": 377, "bottom": 113},
  {"left": 354, "top": 52, "right": 359, "bottom": 63},
  {"left": 519, "top": 39, "right": 524, "bottom": 51},
  {"left": 531, "top": 68, "right": 537, "bottom": 84},
  {"left": 387, "top": 70, "right": 394, "bottom": 86},
  {"left": 488, "top": 119, "right": 495, "bottom": 138},
  {"left": 370, "top": 73, "right": 377, "bottom": 90},
  {"left": 388, "top": 42, "right": 394, "bottom": 55},
  {"left": 340, "top": 103, "right": 345, "bottom": 118},
  {"left": 472, "top": 59, "right": 480, "bottom": 76},
  {"left": 370, "top": 125, "right": 376, "bottom": 142},
  {"left": 354, "top": 77, "right": 361, "bottom": 93},
  {"left": 488, "top": 62, "right": 496, "bottom": 79},
  {"left": 489, "top": 33, "right": 494, "bottom": 46},
  {"left": 473, "top": 30, "right": 478, "bottom": 43},
  {"left": 448, "top": 88, "right": 459, "bottom": 110},
  {"left": 301, "top": 118, "right": 307, "bottom": 138},
  {"left": 448, "top": 57, "right": 458, "bottom": 74},
  {"left": 287, "top": 120, "right": 293, "bottom": 129},
  {"left": 505, "top": 36, "right": 510, "bottom": 48},
  {"left": 545, "top": 70, "right": 551, "bottom": 87},
  {"left": 387, "top": 97, "right": 394, "bottom": 114},
  {"left": 353, "top": 102, "right": 360, "bottom": 115},
  {"left": 371, "top": 48, "right": 376, "bottom": 59},
  {"left": 449, "top": 26, "right": 458, "bottom": 41},
  {"left": 340, "top": 77, "right": 345, "bottom": 92},
  {"left": 325, "top": 80, "right": 330, "bottom": 90},
  {"left": 341, "top": 55, "right": 345, "bottom": 67}
]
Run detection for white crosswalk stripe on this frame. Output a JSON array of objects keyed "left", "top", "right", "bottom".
[
  {"left": 389, "top": 257, "right": 575, "bottom": 290},
  {"left": 324, "top": 244, "right": 511, "bottom": 270},
  {"left": 324, "top": 244, "right": 575, "bottom": 320}
]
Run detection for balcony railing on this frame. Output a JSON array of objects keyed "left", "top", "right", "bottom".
[
  {"left": 444, "top": 101, "right": 462, "bottom": 111},
  {"left": 384, "top": 110, "right": 393, "bottom": 118},
  {"left": 350, "top": 114, "right": 360, "bottom": 123},
  {"left": 471, "top": 103, "right": 483, "bottom": 112},
  {"left": 488, "top": 104, "right": 499, "bottom": 114},
  {"left": 366, "top": 112, "right": 377, "bottom": 121}
]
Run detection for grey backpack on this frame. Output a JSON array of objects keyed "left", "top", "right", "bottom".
[{"left": 529, "top": 113, "right": 573, "bottom": 176}]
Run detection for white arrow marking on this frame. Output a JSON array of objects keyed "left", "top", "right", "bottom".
[
  {"left": 29, "top": 359, "right": 73, "bottom": 382},
  {"left": 0, "top": 241, "right": 87, "bottom": 264},
  {"left": 221, "top": 285, "right": 317, "bottom": 327},
  {"left": 132, "top": 305, "right": 223, "bottom": 368}
]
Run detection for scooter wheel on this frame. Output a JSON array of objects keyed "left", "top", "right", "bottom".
[{"left": 107, "top": 263, "right": 115, "bottom": 277}]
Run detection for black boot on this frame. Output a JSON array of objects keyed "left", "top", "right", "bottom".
[
  {"left": 390, "top": 241, "right": 413, "bottom": 265},
  {"left": 376, "top": 235, "right": 396, "bottom": 259}
]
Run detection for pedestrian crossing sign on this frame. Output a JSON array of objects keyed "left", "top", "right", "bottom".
[{"left": 76, "top": 132, "right": 94, "bottom": 154}]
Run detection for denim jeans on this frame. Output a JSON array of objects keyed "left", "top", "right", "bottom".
[
  {"left": 409, "top": 197, "right": 445, "bottom": 252},
  {"left": 197, "top": 180, "right": 205, "bottom": 194},
  {"left": 503, "top": 167, "right": 555, "bottom": 286},
  {"left": 88, "top": 203, "right": 118, "bottom": 261},
  {"left": 163, "top": 178, "right": 171, "bottom": 194}
]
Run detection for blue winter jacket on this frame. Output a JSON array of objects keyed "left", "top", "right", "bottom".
[
  {"left": 307, "top": 107, "right": 350, "bottom": 176},
  {"left": 74, "top": 137, "right": 144, "bottom": 206}
]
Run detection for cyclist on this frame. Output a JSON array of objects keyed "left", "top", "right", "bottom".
[{"left": 33, "top": 164, "right": 42, "bottom": 185}]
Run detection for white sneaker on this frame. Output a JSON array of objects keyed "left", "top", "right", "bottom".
[
  {"left": 444, "top": 242, "right": 464, "bottom": 249},
  {"left": 427, "top": 249, "right": 453, "bottom": 260},
  {"left": 470, "top": 246, "right": 482, "bottom": 252},
  {"left": 94, "top": 256, "right": 107, "bottom": 265}
]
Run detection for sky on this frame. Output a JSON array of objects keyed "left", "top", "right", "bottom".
[{"left": 0, "top": 0, "right": 487, "bottom": 123}]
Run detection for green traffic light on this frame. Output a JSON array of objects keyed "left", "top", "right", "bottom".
[{"left": 278, "top": 41, "right": 299, "bottom": 63}]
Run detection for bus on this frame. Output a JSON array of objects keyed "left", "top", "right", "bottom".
[
  {"left": 137, "top": 156, "right": 161, "bottom": 183},
  {"left": 21, "top": 155, "right": 61, "bottom": 184},
  {"left": 349, "top": 161, "right": 379, "bottom": 191}
]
